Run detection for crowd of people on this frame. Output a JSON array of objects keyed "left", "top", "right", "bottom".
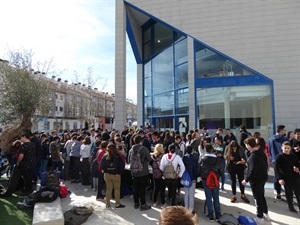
[{"left": 1, "top": 123, "right": 300, "bottom": 224}]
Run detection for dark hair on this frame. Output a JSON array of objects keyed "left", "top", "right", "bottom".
[
  {"left": 106, "top": 143, "right": 120, "bottom": 160},
  {"left": 175, "top": 135, "right": 181, "bottom": 141},
  {"left": 101, "top": 141, "right": 109, "bottom": 148},
  {"left": 134, "top": 135, "right": 142, "bottom": 144},
  {"left": 294, "top": 128, "right": 300, "bottom": 133},
  {"left": 276, "top": 125, "right": 285, "bottom": 133},
  {"left": 168, "top": 143, "right": 176, "bottom": 153},
  {"left": 205, "top": 143, "right": 213, "bottom": 153},
  {"left": 53, "top": 136, "right": 60, "bottom": 141},
  {"left": 256, "top": 137, "right": 266, "bottom": 151},
  {"left": 239, "top": 124, "right": 246, "bottom": 130},
  {"left": 282, "top": 141, "right": 291, "bottom": 147},
  {"left": 186, "top": 145, "right": 193, "bottom": 154},
  {"left": 82, "top": 137, "right": 91, "bottom": 145}
]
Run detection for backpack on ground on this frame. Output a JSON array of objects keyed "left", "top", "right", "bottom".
[
  {"left": 152, "top": 157, "right": 163, "bottom": 179},
  {"left": 64, "top": 206, "right": 94, "bottom": 225},
  {"left": 163, "top": 156, "right": 177, "bottom": 179},
  {"left": 206, "top": 170, "right": 219, "bottom": 189},
  {"left": 130, "top": 147, "right": 143, "bottom": 173},
  {"left": 218, "top": 213, "right": 240, "bottom": 225},
  {"left": 238, "top": 215, "right": 256, "bottom": 225}
]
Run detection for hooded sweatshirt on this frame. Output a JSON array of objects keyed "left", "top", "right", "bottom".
[
  {"left": 199, "top": 153, "right": 224, "bottom": 179},
  {"left": 268, "top": 134, "right": 288, "bottom": 161},
  {"left": 245, "top": 149, "right": 268, "bottom": 183}
]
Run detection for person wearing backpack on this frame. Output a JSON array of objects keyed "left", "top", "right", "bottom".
[
  {"left": 150, "top": 144, "right": 166, "bottom": 207},
  {"left": 128, "top": 135, "right": 152, "bottom": 211},
  {"left": 182, "top": 145, "right": 198, "bottom": 212},
  {"left": 159, "top": 143, "right": 185, "bottom": 206},
  {"left": 199, "top": 143, "right": 224, "bottom": 222}
]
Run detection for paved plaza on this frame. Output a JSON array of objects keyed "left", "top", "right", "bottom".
[{"left": 61, "top": 171, "right": 300, "bottom": 225}]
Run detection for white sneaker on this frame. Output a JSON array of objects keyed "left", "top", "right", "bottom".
[
  {"left": 254, "top": 217, "right": 264, "bottom": 224},
  {"left": 153, "top": 202, "right": 157, "bottom": 207},
  {"left": 263, "top": 213, "right": 271, "bottom": 221},
  {"left": 161, "top": 203, "right": 167, "bottom": 209}
]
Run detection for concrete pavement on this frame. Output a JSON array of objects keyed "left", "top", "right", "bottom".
[{"left": 60, "top": 174, "right": 300, "bottom": 225}]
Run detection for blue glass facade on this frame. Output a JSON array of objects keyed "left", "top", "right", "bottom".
[{"left": 126, "top": 4, "right": 274, "bottom": 132}]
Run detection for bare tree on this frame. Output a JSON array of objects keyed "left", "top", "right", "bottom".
[{"left": 0, "top": 49, "right": 52, "bottom": 154}]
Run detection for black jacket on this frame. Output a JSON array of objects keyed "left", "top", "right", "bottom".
[
  {"left": 245, "top": 149, "right": 268, "bottom": 183},
  {"left": 199, "top": 154, "right": 224, "bottom": 179},
  {"left": 100, "top": 154, "right": 124, "bottom": 175}
]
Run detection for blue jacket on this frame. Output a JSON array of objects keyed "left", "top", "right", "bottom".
[
  {"left": 182, "top": 154, "right": 198, "bottom": 181},
  {"left": 268, "top": 134, "right": 288, "bottom": 161}
]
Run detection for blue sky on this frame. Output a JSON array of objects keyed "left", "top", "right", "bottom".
[{"left": 0, "top": 0, "right": 137, "bottom": 102}]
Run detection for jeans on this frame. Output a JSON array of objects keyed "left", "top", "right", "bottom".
[
  {"left": 153, "top": 177, "right": 166, "bottom": 204},
  {"left": 132, "top": 175, "right": 148, "bottom": 205},
  {"left": 202, "top": 180, "right": 221, "bottom": 219},
  {"left": 104, "top": 173, "right": 121, "bottom": 205},
  {"left": 40, "top": 159, "right": 48, "bottom": 172},
  {"left": 250, "top": 179, "right": 268, "bottom": 218},
  {"left": 184, "top": 180, "right": 196, "bottom": 211}
]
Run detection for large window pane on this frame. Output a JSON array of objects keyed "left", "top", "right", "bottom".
[
  {"left": 152, "top": 47, "right": 174, "bottom": 94},
  {"left": 143, "top": 28, "right": 151, "bottom": 44},
  {"left": 175, "top": 63, "right": 188, "bottom": 88},
  {"left": 144, "top": 96, "right": 151, "bottom": 121},
  {"left": 175, "top": 39, "right": 187, "bottom": 66},
  {"left": 197, "top": 85, "right": 272, "bottom": 131},
  {"left": 154, "top": 23, "right": 173, "bottom": 54},
  {"left": 144, "top": 62, "right": 152, "bottom": 96},
  {"left": 195, "top": 42, "right": 252, "bottom": 78},
  {"left": 153, "top": 92, "right": 174, "bottom": 116},
  {"left": 176, "top": 88, "right": 189, "bottom": 114}
]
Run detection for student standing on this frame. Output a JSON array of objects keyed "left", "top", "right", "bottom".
[
  {"left": 225, "top": 140, "right": 249, "bottom": 203},
  {"left": 199, "top": 144, "right": 224, "bottom": 222},
  {"left": 160, "top": 144, "right": 185, "bottom": 206},
  {"left": 182, "top": 145, "right": 198, "bottom": 212},
  {"left": 242, "top": 137, "right": 270, "bottom": 224},
  {"left": 268, "top": 124, "right": 289, "bottom": 199},
  {"left": 100, "top": 143, "right": 125, "bottom": 209},
  {"left": 275, "top": 141, "right": 300, "bottom": 212}
]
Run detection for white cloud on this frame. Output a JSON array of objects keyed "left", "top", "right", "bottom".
[{"left": 0, "top": 0, "right": 137, "bottom": 102}]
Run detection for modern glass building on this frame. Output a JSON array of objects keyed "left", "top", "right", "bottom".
[{"left": 115, "top": 0, "right": 300, "bottom": 138}]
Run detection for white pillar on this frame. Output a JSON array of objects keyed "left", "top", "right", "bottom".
[
  {"left": 136, "top": 64, "right": 143, "bottom": 128},
  {"left": 188, "top": 37, "right": 196, "bottom": 129},
  {"left": 115, "top": 1, "right": 127, "bottom": 131},
  {"left": 224, "top": 96, "right": 230, "bottom": 128}
]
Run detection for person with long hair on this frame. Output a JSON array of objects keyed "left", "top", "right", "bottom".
[
  {"left": 80, "top": 136, "right": 92, "bottom": 185},
  {"left": 242, "top": 137, "right": 269, "bottom": 224},
  {"left": 151, "top": 143, "right": 166, "bottom": 207},
  {"left": 225, "top": 140, "right": 250, "bottom": 203},
  {"left": 100, "top": 143, "right": 125, "bottom": 209}
]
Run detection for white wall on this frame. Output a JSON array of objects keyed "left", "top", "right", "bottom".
[{"left": 125, "top": 0, "right": 300, "bottom": 131}]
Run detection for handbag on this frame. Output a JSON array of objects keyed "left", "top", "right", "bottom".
[{"left": 180, "top": 170, "right": 192, "bottom": 188}]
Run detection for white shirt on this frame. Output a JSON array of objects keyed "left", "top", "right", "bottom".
[
  {"left": 159, "top": 153, "right": 185, "bottom": 177},
  {"left": 80, "top": 144, "right": 91, "bottom": 158}
]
